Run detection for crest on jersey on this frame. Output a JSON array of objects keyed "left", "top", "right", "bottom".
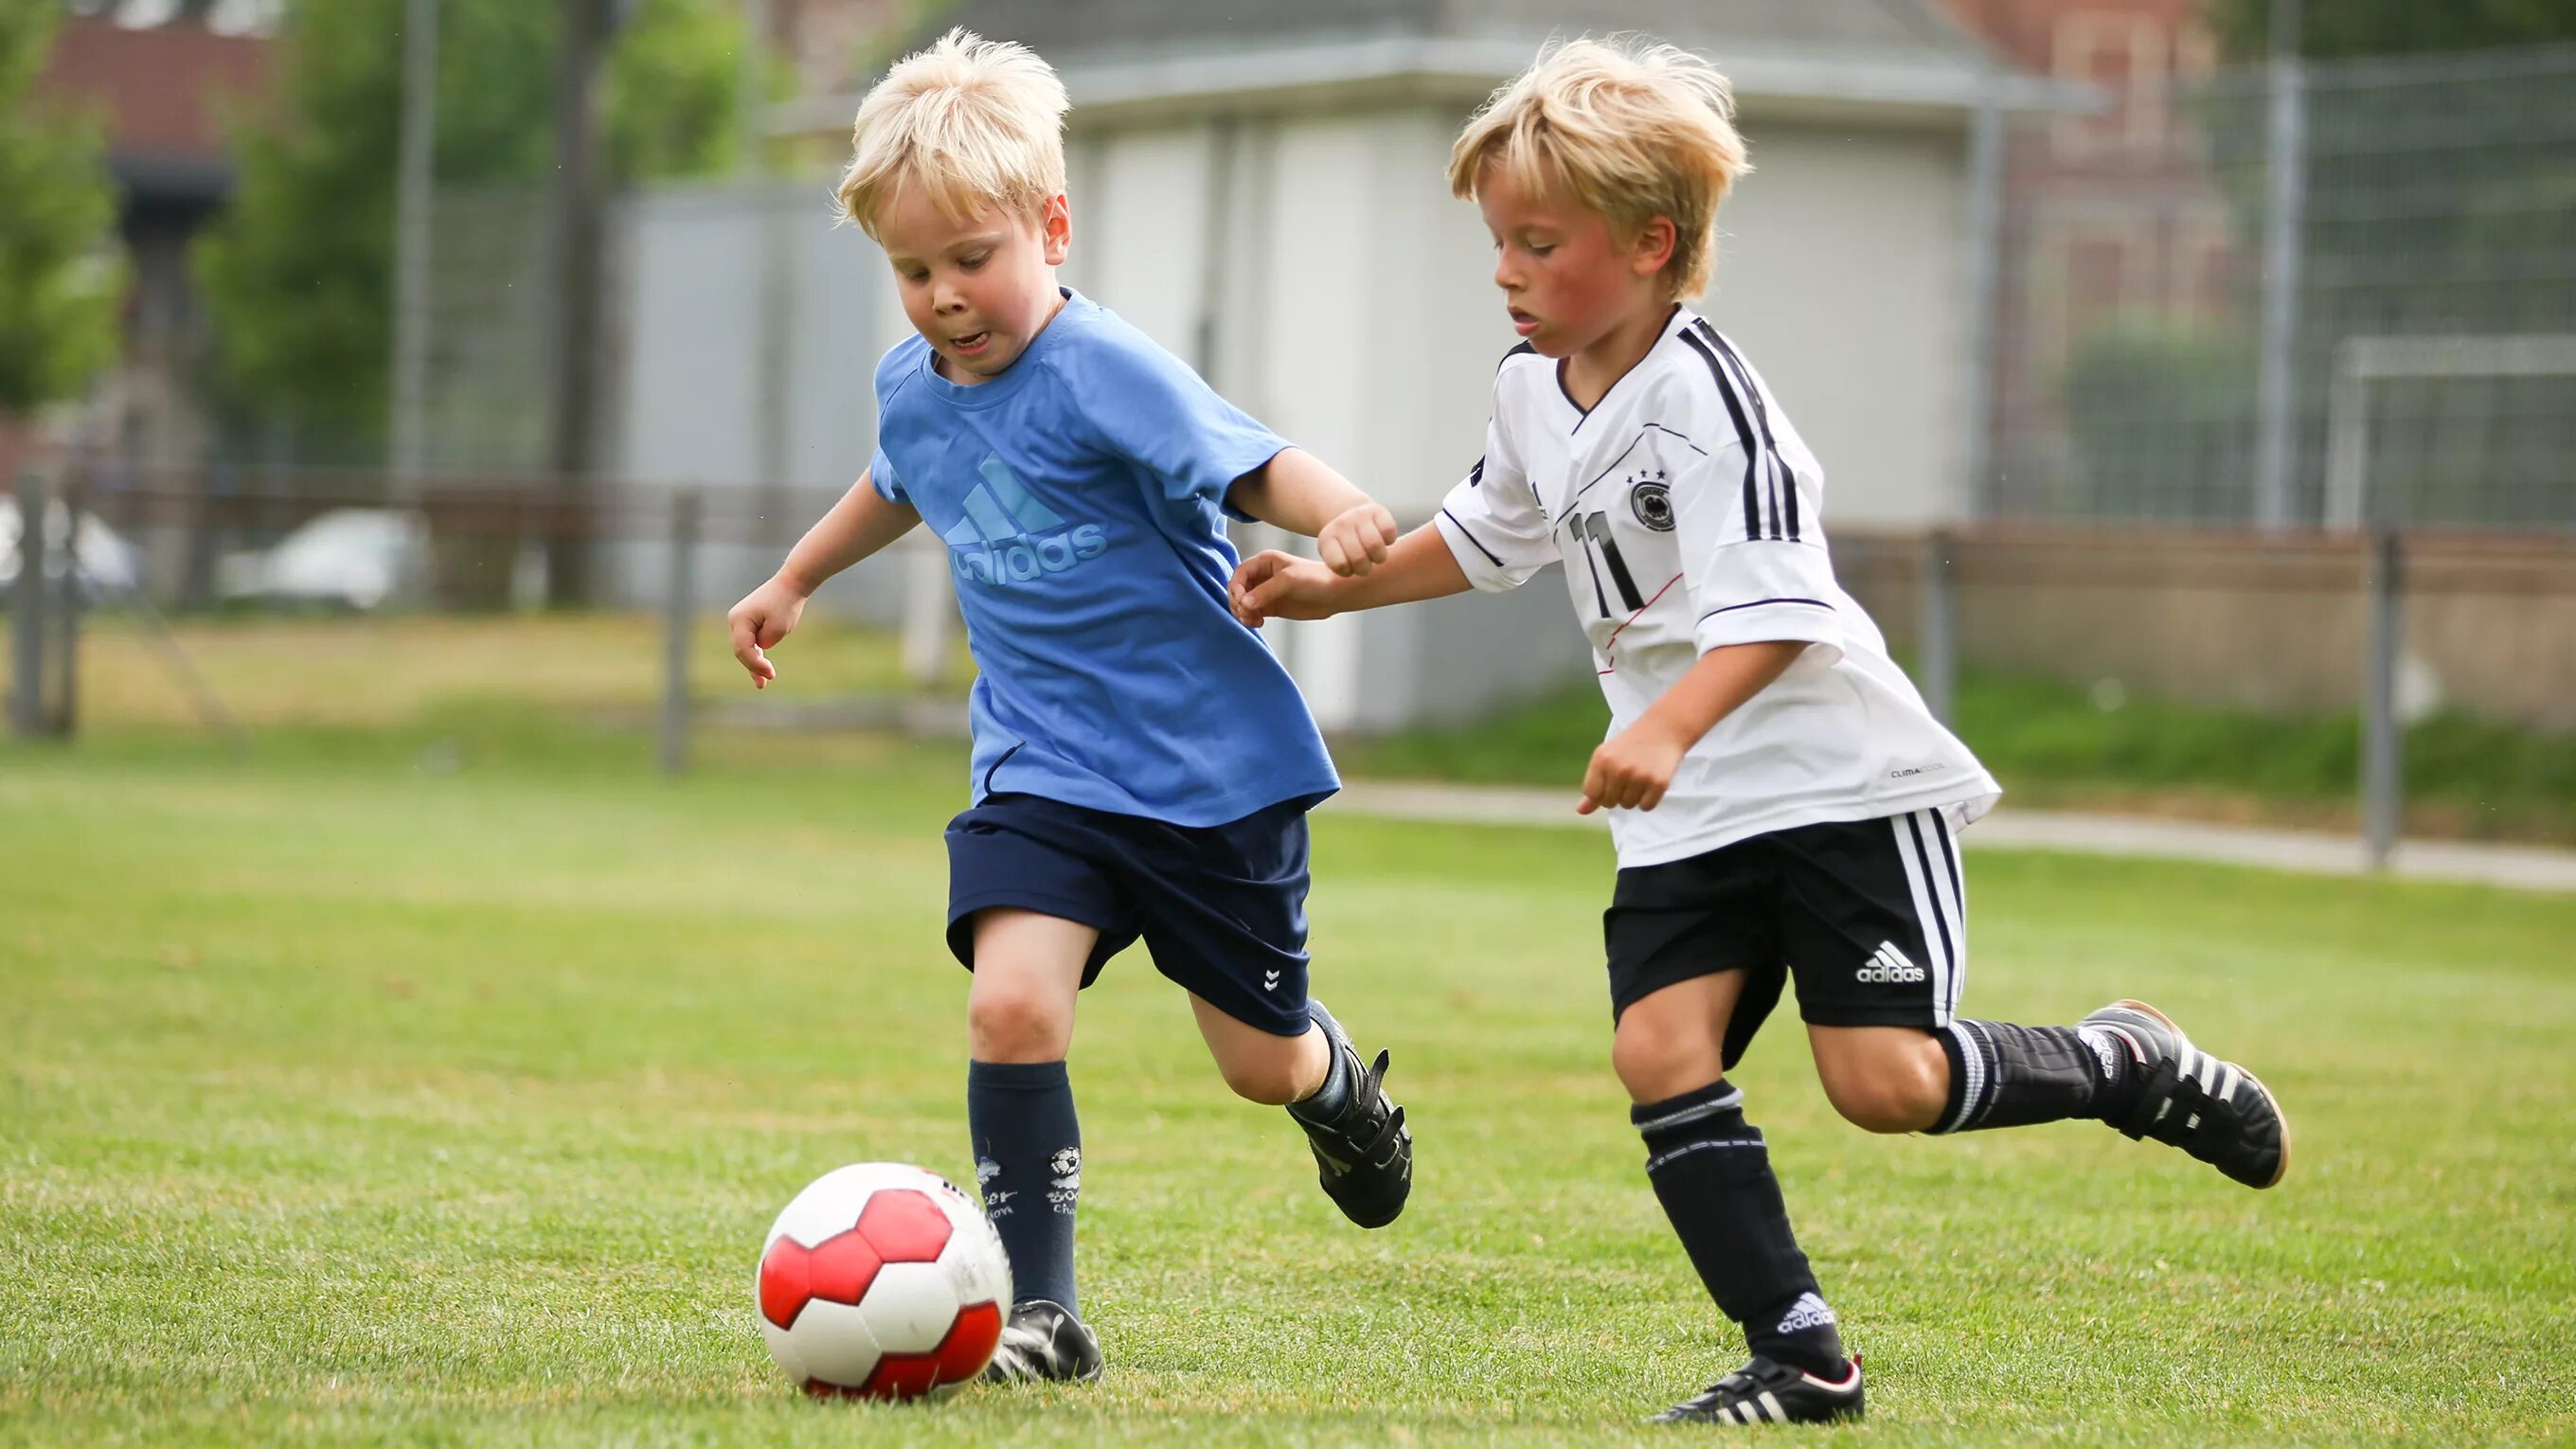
[{"left": 1630, "top": 478, "right": 1676, "bottom": 532}]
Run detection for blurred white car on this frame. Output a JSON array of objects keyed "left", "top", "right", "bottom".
[
  {"left": 0, "top": 494, "right": 141, "bottom": 597},
  {"left": 218, "top": 508, "right": 429, "bottom": 611}
]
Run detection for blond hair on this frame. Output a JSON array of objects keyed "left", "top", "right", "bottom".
[
  {"left": 1448, "top": 36, "right": 1750, "bottom": 299},
  {"left": 834, "top": 28, "right": 1069, "bottom": 240}
]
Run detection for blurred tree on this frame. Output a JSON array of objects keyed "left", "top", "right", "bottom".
[
  {"left": 0, "top": 3, "right": 121, "bottom": 419},
  {"left": 2169, "top": 0, "right": 2576, "bottom": 524},
  {"left": 2208, "top": 0, "right": 2576, "bottom": 61},
  {"left": 193, "top": 0, "right": 750, "bottom": 453},
  {"left": 2065, "top": 325, "right": 2259, "bottom": 520}
]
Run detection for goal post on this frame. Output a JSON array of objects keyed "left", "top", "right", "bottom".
[{"left": 2324, "top": 334, "right": 2576, "bottom": 530}]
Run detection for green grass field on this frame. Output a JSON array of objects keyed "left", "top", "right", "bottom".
[{"left": 6, "top": 718, "right": 2574, "bottom": 1444}]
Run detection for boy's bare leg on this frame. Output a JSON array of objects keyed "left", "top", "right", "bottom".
[
  {"left": 1188, "top": 992, "right": 1330, "bottom": 1105},
  {"left": 1190, "top": 990, "right": 1411, "bottom": 1228},
  {"left": 1610, "top": 972, "right": 1740, "bottom": 1104},
  {"left": 966, "top": 908, "right": 1089, "bottom": 1062},
  {"left": 963, "top": 909, "right": 1104, "bottom": 1383},
  {"left": 1618, "top": 975, "right": 1857, "bottom": 1402},
  {"left": 1805, "top": 1025, "right": 1949, "bottom": 1134}
]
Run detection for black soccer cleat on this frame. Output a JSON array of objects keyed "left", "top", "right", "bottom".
[
  {"left": 2082, "top": 999, "right": 2291, "bottom": 1190},
  {"left": 978, "top": 1299, "right": 1103, "bottom": 1386},
  {"left": 1288, "top": 1039, "right": 1413, "bottom": 1229},
  {"left": 1648, "top": 1355, "right": 1866, "bottom": 1425}
]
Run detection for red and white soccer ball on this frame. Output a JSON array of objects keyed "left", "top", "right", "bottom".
[{"left": 755, "top": 1163, "right": 1011, "bottom": 1400}]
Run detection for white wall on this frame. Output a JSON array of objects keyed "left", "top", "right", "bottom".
[
  {"left": 1243, "top": 109, "right": 1500, "bottom": 727},
  {"left": 609, "top": 183, "right": 902, "bottom": 618},
  {"left": 1208, "top": 107, "right": 1977, "bottom": 530},
  {"left": 624, "top": 100, "right": 1976, "bottom": 725},
  {"left": 1055, "top": 103, "right": 1976, "bottom": 730},
  {"left": 1078, "top": 125, "right": 1215, "bottom": 359},
  {"left": 1704, "top": 117, "right": 1973, "bottom": 527}
]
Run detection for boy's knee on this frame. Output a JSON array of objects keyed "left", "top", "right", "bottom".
[
  {"left": 1215, "top": 1051, "right": 1308, "bottom": 1106},
  {"left": 967, "top": 980, "right": 1072, "bottom": 1063},
  {"left": 1206, "top": 1023, "right": 1323, "bottom": 1106},
  {"left": 1816, "top": 1037, "right": 1948, "bottom": 1134},
  {"left": 1612, "top": 1011, "right": 1725, "bottom": 1104}
]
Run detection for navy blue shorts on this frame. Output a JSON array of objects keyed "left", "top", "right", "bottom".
[{"left": 943, "top": 792, "right": 1316, "bottom": 1036}]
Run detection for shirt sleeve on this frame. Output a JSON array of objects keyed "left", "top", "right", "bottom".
[
  {"left": 1433, "top": 408, "right": 1559, "bottom": 591},
  {"left": 1672, "top": 438, "right": 1844, "bottom": 661},
  {"left": 868, "top": 341, "right": 917, "bottom": 504},
  {"left": 868, "top": 445, "right": 905, "bottom": 505},
  {"left": 1061, "top": 331, "right": 1291, "bottom": 513}
]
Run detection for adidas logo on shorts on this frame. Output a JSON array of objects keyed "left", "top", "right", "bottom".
[{"left": 1854, "top": 942, "right": 1926, "bottom": 985}]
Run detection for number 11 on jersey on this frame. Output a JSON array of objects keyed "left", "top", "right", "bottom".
[{"left": 1567, "top": 510, "right": 1646, "bottom": 617}]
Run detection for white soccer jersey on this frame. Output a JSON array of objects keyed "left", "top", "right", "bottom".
[{"left": 1434, "top": 307, "right": 2000, "bottom": 868}]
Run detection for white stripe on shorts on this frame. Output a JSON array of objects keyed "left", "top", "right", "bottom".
[
  {"left": 1889, "top": 811, "right": 1955, "bottom": 1026},
  {"left": 1931, "top": 809, "right": 1969, "bottom": 1019}
]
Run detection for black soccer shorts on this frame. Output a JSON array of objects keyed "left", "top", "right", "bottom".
[{"left": 1603, "top": 806, "right": 1968, "bottom": 1069}]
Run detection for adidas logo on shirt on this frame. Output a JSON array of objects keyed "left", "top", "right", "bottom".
[
  {"left": 942, "top": 453, "right": 1107, "bottom": 586},
  {"left": 1854, "top": 942, "right": 1926, "bottom": 985}
]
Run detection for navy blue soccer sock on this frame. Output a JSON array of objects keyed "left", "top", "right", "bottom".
[
  {"left": 1288, "top": 998, "right": 1353, "bottom": 1122},
  {"left": 967, "top": 1059, "right": 1082, "bottom": 1315},
  {"left": 1635, "top": 1080, "right": 1849, "bottom": 1379}
]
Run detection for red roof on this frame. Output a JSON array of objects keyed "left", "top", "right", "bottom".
[{"left": 37, "top": 15, "right": 272, "bottom": 161}]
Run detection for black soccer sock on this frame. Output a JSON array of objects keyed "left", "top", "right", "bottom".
[
  {"left": 1930, "top": 1019, "right": 2133, "bottom": 1134},
  {"left": 967, "top": 1059, "right": 1082, "bottom": 1315},
  {"left": 1287, "top": 998, "right": 1353, "bottom": 1122},
  {"left": 1635, "top": 1080, "right": 1849, "bottom": 1378}
]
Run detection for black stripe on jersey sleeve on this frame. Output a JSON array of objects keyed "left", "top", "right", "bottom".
[
  {"left": 1675, "top": 326, "right": 1764, "bottom": 541},
  {"left": 1698, "top": 597, "right": 1834, "bottom": 620},
  {"left": 1497, "top": 340, "right": 1537, "bottom": 371},
  {"left": 1692, "top": 320, "right": 1780, "bottom": 541},
  {"left": 1440, "top": 508, "right": 1507, "bottom": 567},
  {"left": 1696, "top": 320, "right": 1798, "bottom": 543}
]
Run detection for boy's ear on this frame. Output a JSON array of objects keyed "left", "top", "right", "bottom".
[
  {"left": 1631, "top": 215, "right": 1677, "bottom": 280},
  {"left": 1041, "top": 192, "right": 1072, "bottom": 265}
]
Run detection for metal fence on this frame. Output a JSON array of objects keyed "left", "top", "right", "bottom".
[
  {"left": 11, "top": 458, "right": 2572, "bottom": 867},
  {"left": 1982, "top": 44, "right": 2576, "bottom": 528},
  {"left": 1, "top": 463, "right": 956, "bottom": 769},
  {"left": 1837, "top": 525, "right": 2576, "bottom": 864}
]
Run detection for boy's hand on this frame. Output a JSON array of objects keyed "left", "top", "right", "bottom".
[
  {"left": 727, "top": 575, "right": 810, "bottom": 689},
  {"left": 1315, "top": 503, "right": 1399, "bottom": 577},
  {"left": 1229, "top": 550, "right": 1342, "bottom": 627},
  {"left": 1578, "top": 718, "right": 1691, "bottom": 815}
]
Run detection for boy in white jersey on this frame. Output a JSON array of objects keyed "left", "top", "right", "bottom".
[{"left": 1232, "top": 37, "right": 2291, "bottom": 1425}]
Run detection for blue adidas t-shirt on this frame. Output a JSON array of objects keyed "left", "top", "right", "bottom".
[{"left": 868, "top": 289, "right": 1339, "bottom": 827}]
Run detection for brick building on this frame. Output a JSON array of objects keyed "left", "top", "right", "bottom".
[
  {"left": 34, "top": 2, "right": 275, "bottom": 473},
  {"left": 1932, "top": 0, "right": 2245, "bottom": 512}
]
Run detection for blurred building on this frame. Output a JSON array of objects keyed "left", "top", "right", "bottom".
[
  {"left": 37, "top": 1, "right": 275, "bottom": 474},
  {"left": 747, "top": 0, "right": 2068, "bottom": 730},
  {"left": 762, "top": 0, "right": 910, "bottom": 100},
  {"left": 1933, "top": 0, "right": 2243, "bottom": 518}
]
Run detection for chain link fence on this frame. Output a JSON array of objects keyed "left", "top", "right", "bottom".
[
  {"left": 1983, "top": 43, "right": 2576, "bottom": 528},
  {"left": 2, "top": 462, "right": 963, "bottom": 767}
]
